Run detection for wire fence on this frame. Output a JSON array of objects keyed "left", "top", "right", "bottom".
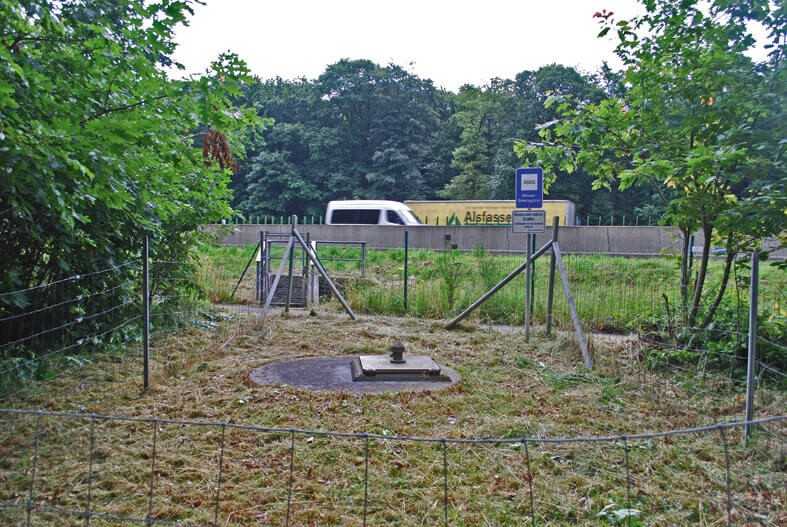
[
  {"left": 328, "top": 244, "right": 781, "bottom": 333},
  {"left": 0, "top": 409, "right": 783, "bottom": 526},
  {"left": 0, "top": 262, "right": 141, "bottom": 398},
  {"left": 0, "top": 256, "right": 266, "bottom": 400},
  {"left": 2, "top": 238, "right": 784, "bottom": 397},
  {"left": 0, "top": 238, "right": 785, "bottom": 525},
  {"left": 219, "top": 233, "right": 785, "bottom": 384}
]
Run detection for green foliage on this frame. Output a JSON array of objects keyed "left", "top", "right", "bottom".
[
  {"left": 519, "top": 0, "right": 786, "bottom": 330},
  {"left": 234, "top": 61, "right": 457, "bottom": 218},
  {"left": 231, "top": 62, "right": 663, "bottom": 220},
  {"left": 0, "top": 0, "right": 259, "bottom": 296},
  {"left": 433, "top": 250, "right": 465, "bottom": 310}
]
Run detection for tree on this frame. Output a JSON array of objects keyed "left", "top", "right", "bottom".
[
  {"left": 442, "top": 65, "right": 659, "bottom": 219},
  {"left": 519, "top": 0, "right": 786, "bottom": 329},
  {"left": 232, "top": 61, "right": 456, "bottom": 217},
  {"left": 0, "top": 1, "right": 258, "bottom": 298}
]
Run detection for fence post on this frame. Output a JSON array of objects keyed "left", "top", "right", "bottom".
[
  {"left": 142, "top": 233, "right": 150, "bottom": 391},
  {"left": 304, "top": 232, "right": 311, "bottom": 309},
  {"left": 285, "top": 215, "right": 297, "bottom": 313},
  {"left": 546, "top": 217, "right": 559, "bottom": 336},
  {"left": 403, "top": 230, "right": 409, "bottom": 311},
  {"left": 744, "top": 250, "right": 759, "bottom": 444},
  {"left": 530, "top": 234, "right": 536, "bottom": 315},
  {"left": 258, "top": 231, "right": 265, "bottom": 304},
  {"left": 524, "top": 233, "right": 533, "bottom": 341}
]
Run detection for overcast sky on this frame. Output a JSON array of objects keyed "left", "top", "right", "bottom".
[{"left": 172, "top": 0, "right": 648, "bottom": 91}]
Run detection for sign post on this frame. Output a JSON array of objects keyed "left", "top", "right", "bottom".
[{"left": 514, "top": 168, "right": 544, "bottom": 341}]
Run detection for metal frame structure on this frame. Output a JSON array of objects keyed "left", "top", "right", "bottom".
[{"left": 446, "top": 217, "right": 593, "bottom": 369}]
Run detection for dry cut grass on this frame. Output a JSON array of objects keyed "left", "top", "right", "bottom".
[{"left": 0, "top": 311, "right": 784, "bottom": 526}]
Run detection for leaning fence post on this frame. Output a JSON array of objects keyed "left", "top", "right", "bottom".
[
  {"left": 552, "top": 242, "right": 592, "bottom": 368},
  {"left": 546, "top": 217, "right": 559, "bottom": 336},
  {"left": 142, "top": 234, "right": 150, "bottom": 391},
  {"left": 744, "top": 251, "right": 759, "bottom": 444},
  {"left": 446, "top": 241, "right": 553, "bottom": 329}
]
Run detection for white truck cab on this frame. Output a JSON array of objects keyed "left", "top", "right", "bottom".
[{"left": 325, "top": 200, "right": 421, "bottom": 226}]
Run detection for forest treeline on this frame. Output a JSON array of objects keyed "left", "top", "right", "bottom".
[
  {"left": 1, "top": 0, "right": 783, "bottom": 315},
  {"left": 232, "top": 61, "right": 658, "bottom": 220}
]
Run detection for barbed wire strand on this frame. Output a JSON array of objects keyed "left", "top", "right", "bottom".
[
  {"left": 0, "top": 300, "right": 135, "bottom": 351},
  {"left": 0, "top": 262, "right": 137, "bottom": 298},
  {"left": 0, "top": 282, "right": 133, "bottom": 323},
  {"left": 0, "top": 314, "right": 141, "bottom": 385}
]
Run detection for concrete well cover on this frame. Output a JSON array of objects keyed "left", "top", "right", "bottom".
[
  {"left": 358, "top": 354, "right": 441, "bottom": 374},
  {"left": 249, "top": 356, "right": 459, "bottom": 393}
]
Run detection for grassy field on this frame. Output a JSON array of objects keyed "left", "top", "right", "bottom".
[
  {"left": 1, "top": 311, "right": 784, "bottom": 526},
  {"left": 198, "top": 243, "right": 786, "bottom": 334}
]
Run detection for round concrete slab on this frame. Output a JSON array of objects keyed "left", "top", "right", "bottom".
[{"left": 249, "top": 356, "right": 460, "bottom": 393}]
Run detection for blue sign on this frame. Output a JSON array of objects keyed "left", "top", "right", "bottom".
[{"left": 515, "top": 167, "right": 543, "bottom": 209}]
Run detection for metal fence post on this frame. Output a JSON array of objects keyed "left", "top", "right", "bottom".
[
  {"left": 361, "top": 242, "right": 367, "bottom": 277},
  {"left": 530, "top": 234, "right": 536, "bottom": 315},
  {"left": 304, "top": 232, "right": 311, "bottom": 309},
  {"left": 524, "top": 233, "right": 533, "bottom": 341},
  {"left": 258, "top": 231, "right": 265, "bottom": 304},
  {"left": 142, "top": 234, "right": 150, "bottom": 391},
  {"left": 285, "top": 215, "right": 297, "bottom": 313},
  {"left": 403, "top": 230, "right": 409, "bottom": 311},
  {"left": 744, "top": 250, "right": 759, "bottom": 444},
  {"left": 546, "top": 217, "right": 559, "bottom": 336}
]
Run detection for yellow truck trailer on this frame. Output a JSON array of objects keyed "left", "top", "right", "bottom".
[{"left": 404, "top": 200, "right": 576, "bottom": 226}]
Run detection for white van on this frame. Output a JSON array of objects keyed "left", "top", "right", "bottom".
[{"left": 325, "top": 200, "right": 421, "bottom": 226}]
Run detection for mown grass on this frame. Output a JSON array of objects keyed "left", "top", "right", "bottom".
[{"left": 0, "top": 312, "right": 783, "bottom": 526}]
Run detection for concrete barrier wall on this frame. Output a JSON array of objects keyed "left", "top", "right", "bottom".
[{"left": 204, "top": 224, "right": 691, "bottom": 256}]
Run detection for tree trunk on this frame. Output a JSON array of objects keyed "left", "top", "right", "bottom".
[
  {"left": 688, "top": 223, "right": 712, "bottom": 327},
  {"left": 699, "top": 240, "right": 735, "bottom": 329}
]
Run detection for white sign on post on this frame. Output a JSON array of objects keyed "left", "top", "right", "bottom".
[{"left": 512, "top": 210, "right": 546, "bottom": 233}]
